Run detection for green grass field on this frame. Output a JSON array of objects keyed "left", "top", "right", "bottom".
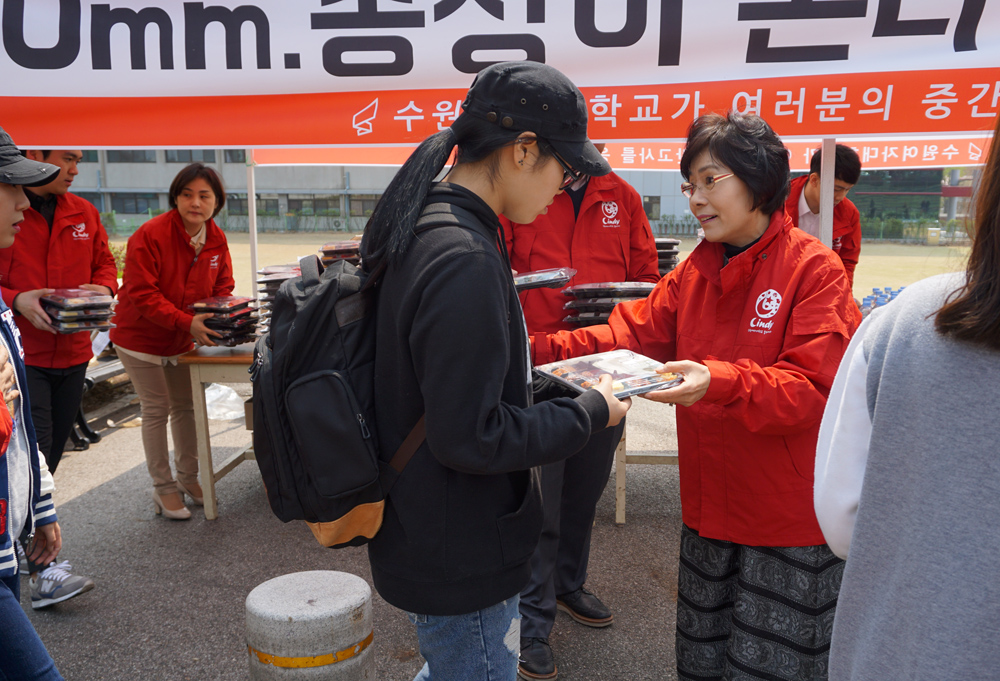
[{"left": 114, "top": 233, "right": 970, "bottom": 301}]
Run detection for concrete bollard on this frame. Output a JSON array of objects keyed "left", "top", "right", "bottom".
[{"left": 246, "top": 571, "right": 374, "bottom": 679}]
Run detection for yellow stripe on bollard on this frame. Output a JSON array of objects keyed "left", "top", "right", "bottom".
[{"left": 248, "top": 630, "right": 374, "bottom": 668}]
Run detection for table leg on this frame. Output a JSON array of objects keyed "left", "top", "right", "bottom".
[
  {"left": 189, "top": 366, "right": 219, "bottom": 520},
  {"left": 615, "top": 430, "right": 627, "bottom": 525}
]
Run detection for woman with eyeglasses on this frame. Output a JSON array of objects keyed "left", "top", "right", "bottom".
[
  {"left": 533, "top": 112, "right": 860, "bottom": 681},
  {"left": 360, "top": 61, "right": 630, "bottom": 681}
]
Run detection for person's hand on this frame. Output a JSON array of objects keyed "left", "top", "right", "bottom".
[
  {"left": 0, "top": 342, "right": 18, "bottom": 416},
  {"left": 12, "top": 289, "right": 57, "bottom": 334},
  {"left": 641, "top": 360, "right": 711, "bottom": 407},
  {"left": 190, "top": 313, "right": 222, "bottom": 347},
  {"left": 26, "top": 522, "right": 62, "bottom": 568},
  {"left": 511, "top": 268, "right": 518, "bottom": 277},
  {"left": 78, "top": 283, "right": 113, "bottom": 296},
  {"left": 594, "top": 373, "right": 632, "bottom": 427}
]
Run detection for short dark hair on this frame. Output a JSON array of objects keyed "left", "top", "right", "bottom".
[
  {"left": 809, "top": 144, "right": 862, "bottom": 185},
  {"left": 680, "top": 112, "right": 790, "bottom": 217},
  {"left": 168, "top": 162, "right": 225, "bottom": 218}
]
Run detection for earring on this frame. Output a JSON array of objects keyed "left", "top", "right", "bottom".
[{"left": 519, "top": 160, "right": 524, "bottom": 166}]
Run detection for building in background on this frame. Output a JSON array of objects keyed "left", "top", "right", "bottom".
[
  {"left": 71, "top": 150, "right": 967, "bottom": 243},
  {"left": 69, "top": 149, "right": 693, "bottom": 236}
]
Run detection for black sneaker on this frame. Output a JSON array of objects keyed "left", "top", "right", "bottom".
[
  {"left": 556, "top": 587, "right": 613, "bottom": 628},
  {"left": 518, "top": 637, "right": 557, "bottom": 680}
]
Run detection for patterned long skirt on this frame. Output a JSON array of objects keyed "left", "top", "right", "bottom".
[{"left": 675, "top": 525, "right": 844, "bottom": 681}]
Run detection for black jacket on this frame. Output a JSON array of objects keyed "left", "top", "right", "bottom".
[{"left": 367, "top": 183, "right": 608, "bottom": 615}]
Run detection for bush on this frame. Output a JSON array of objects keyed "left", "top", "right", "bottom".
[{"left": 108, "top": 242, "right": 126, "bottom": 278}]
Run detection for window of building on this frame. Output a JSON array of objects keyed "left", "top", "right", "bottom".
[
  {"left": 74, "top": 192, "right": 104, "bottom": 209},
  {"left": 227, "top": 195, "right": 279, "bottom": 215},
  {"left": 165, "top": 149, "right": 216, "bottom": 163},
  {"left": 224, "top": 150, "right": 246, "bottom": 163},
  {"left": 82, "top": 150, "right": 98, "bottom": 163},
  {"left": 350, "top": 194, "right": 381, "bottom": 217},
  {"left": 110, "top": 192, "right": 158, "bottom": 214},
  {"left": 643, "top": 196, "right": 661, "bottom": 221},
  {"left": 106, "top": 150, "right": 156, "bottom": 163},
  {"left": 287, "top": 195, "right": 339, "bottom": 216}
]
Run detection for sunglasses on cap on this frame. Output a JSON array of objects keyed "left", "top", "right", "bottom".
[{"left": 518, "top": 138, "right": 590, "bottom": 191}]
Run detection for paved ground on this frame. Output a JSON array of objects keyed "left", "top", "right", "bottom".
[{"left": 22, "top": 382, "right": 684, "bottom": 681}]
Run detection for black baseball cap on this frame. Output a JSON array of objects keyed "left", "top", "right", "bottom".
[
  {"left": 462, "top": 61, "right": 611, "bottom": 177},
  {"left": 0, "top": 126, "right": 60, "bottom": 187}
]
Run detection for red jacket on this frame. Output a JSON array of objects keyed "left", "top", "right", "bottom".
[
  {"left": 110, "top": 210, "right": 234, "bottom": 357},
  {"left": 785, "top": 175, "right": 861, "bottom": 289},
  {"left": 534, "top": 210, "right": 860, "bottom": 546},
  {"left": 0, "top": 193, "right": 118, "bottom": 368},
  {"left": 503, "top": 172, "right": 660, "bottom": 334}
]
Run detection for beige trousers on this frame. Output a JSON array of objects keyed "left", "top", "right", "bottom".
[{"left": 118, "top": 351, "right": 199, "bottom": 494}]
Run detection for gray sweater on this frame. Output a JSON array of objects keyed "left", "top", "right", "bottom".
[{"left": 816, "top": 273, "right": 1000, "bottom": 681}]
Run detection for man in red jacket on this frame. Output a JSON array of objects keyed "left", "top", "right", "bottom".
[
  {"left": 784, "top": 145, "right": 862, "bottom": 290},
  {"left": 0, "top": 148, "right": 114, "bottom": 607},
  {"left": 503, "top": 157, "right": 659, "bottom": 680},
  {"left": 0, "top": 150, "right": 118, "bottom": 474}
]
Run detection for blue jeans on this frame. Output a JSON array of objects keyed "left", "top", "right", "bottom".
[
  {"left": 0, "top": 573, "right": 64, "bottom": 681},
  {"left": 407, "top": 597, "right": 521, "bottom": 681}
]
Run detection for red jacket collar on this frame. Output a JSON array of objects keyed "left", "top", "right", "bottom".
[{"left": 689, "top": 209, "right": 792, "bottom": 288}]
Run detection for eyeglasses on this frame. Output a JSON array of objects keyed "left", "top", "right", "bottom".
[
  {"left": 527, "top": 138, "right": 589, "bottom": 191},
  {"left": 680, "top": 173, "right": 734, "bottom": 199}
]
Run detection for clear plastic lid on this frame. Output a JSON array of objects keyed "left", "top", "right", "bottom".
[
  {"left": 41, "top": 289, "right": 115, "bottom": 309},
  {"left": 513, "top": 267, "right": 577, "bottom": 292}
]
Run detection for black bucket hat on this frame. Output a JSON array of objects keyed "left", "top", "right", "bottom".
[
  {"left": 0, "top": 126, "right": 60, "bottom": 187},
  {"left": 462, "top": 61, "right": 611, "bottom": 178}
]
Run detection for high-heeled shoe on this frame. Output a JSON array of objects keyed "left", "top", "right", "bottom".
[
  {"left": 153, "top": 490, "right": 191, "bottom": 520},
  {"left": 176, "top": 480, "right": 204, "bottom": 506}
]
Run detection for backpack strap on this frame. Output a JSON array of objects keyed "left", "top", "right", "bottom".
[
  {"left": 388, "top": 414, "right": 426, "bottom": 474},
  {"left": 298, "top": 253, "right": 323, "bottom": 287},
  {"left": 381, "top": 414, "right": 426, "bottom": 495}
]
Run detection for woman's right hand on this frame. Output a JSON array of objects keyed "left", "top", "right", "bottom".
[
  {"left": 190, "top": 313, "right": 222, "bottom": 347},
  {"left": 594, "top": 374, "right": 631, "bottom": 427}
]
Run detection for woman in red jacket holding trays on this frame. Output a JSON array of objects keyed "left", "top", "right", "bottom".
[
  {"left": 111, "top": 163, "right": 234, "bottom": 521},
  {"left": 533, "top": 113, "right": 860, "bottom": 681}
]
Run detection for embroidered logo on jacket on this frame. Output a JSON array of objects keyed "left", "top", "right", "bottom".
[
  {"left": 209, "top": 255, "right": 220, "bottom": 269},
  {"left": 71, "top": 223, "right": 89, "bottom": 240},
  {"left": 832, "top": 236, "right": 843, "bottom": 252},
  {"left": 601, "top": 201, "right": 621, "bottom": 227},
  {"left": 749, "top": 289, "right": 782, "bottom": 334}
]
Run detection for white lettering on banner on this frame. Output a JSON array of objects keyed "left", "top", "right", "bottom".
[
  {"left": 630, "top": 94, "right": 662, "bottom": 122},
  {"left": 733, "top": 89, "right": 762, "bottom": 116},
  {"left": 0, "top": 1, "right": 995, "bottom": 99},
  {"left": 969, "top": 82, "right": 1000, "bottom": 118},
  {"left": 775, "top": 88, "right": 806, "bottom": 124},
  {"left": 394, "top": 101, "right": 424, "bottom": 131},
  {"left": 923, "top": 84, "right": 960, "bottom": 120},
  {"left": 858, "top": 85, "right": 893, "bottom": 121},
  {"left": 590, "top": 94, "right": 621, "bottom": 128},
  {"left": 817, "top": 87, "right": 850, "bottom": 122}
]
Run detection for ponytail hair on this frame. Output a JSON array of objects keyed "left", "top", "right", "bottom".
[
  {"left": 360, "top": 112, "right": 552, "bottom": 276},
  {"left": 934, "top": 117, "right": 1000, "bottom": 350}
]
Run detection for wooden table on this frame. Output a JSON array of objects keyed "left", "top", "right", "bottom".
[{"left": 179, "top": 345, "right": 255, "bottom": 520}]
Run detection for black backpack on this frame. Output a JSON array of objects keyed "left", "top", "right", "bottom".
[{"left": 250, "top": 254, "right": 424, "bottom": 548}]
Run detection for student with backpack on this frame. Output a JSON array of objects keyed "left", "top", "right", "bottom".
[{"left": 359, "top": 62, "right": 630, "bottom": 681}]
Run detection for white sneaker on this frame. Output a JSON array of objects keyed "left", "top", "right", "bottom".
[
  {"left": 30, "top": 560, "right": 95, "bottom": 609},
  {"left": 15, "top": 541, "right": 28, "bottom": 575}
]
